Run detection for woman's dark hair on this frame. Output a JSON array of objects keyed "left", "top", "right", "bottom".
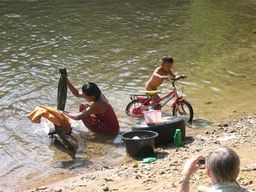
[{"left": 82, "top": 82, "right": 101, "bottom": 101}]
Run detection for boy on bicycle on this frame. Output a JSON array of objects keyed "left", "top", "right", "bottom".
[{"left": 145, "top": 55, "right": 186, "bottom": 103}]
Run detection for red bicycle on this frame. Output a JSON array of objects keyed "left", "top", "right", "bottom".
[{"left": 125, "top": 77, "right": 194, "bottom": 123}]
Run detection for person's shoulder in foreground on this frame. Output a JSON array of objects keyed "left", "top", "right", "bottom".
[
  {"left": 208, "top": 183, "right": 250, "bottom": 192},
  {"left": 177, "top": 146, "right": 251, "bottom": 192}
]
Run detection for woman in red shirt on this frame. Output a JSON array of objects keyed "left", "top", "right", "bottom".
[{"left": 63, "top": 78, "right": 119, "bottom": 135}]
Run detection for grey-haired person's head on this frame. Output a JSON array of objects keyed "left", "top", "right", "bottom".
[{"left": 206, "top": 147, "right": 240, "bottom": 184}]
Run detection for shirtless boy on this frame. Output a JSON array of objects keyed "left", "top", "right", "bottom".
[{"left": 145, "top": 55, "right": 186, "bottom": 91}]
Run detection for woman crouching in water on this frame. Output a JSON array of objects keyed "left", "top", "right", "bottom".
[{"left": 63, "top": 78, "right": 119, "bottom": 135}]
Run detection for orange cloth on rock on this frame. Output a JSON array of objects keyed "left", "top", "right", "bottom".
[{"left": 27, "top": 105, "right": 71, "bottom": 133}]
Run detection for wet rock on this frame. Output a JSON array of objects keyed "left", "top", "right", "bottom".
[
  {"left": 53, "top": 189, "right": 62, "bottom": 192},
  {"left": 36, "top": 187, "right": 47, "bottom": 191},
  {"left": 103, "top": 165, "right": 110, "bottom": 169},
  {"left": 78, "top": 184, "right": 87, "bottom": 187},
  {"left": 241, "top": 164, "right": 256, "bottom": 171},
  {"left": 160, "top": 171, "right": 165, "bottom": 175},
  {"left": 104, "top": 178, "right": 114, "bottom": 182},
  {"left": 241, "top": 179, "right": 253, "bottom": 186},
  {"left": 102, "top": 186, "right": 109, "bottom": 191}
]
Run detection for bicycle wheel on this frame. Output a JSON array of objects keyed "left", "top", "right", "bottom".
[
  {"left": 173, "top": 100, "right": 194, "bottom": 123},
  {"left": 125, "top": 100, "right": 148, "bottom": 117}
]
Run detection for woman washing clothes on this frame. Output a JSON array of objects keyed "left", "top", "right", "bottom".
[{"left": 63, "top": 76, "right": 120, "bottom": 135}]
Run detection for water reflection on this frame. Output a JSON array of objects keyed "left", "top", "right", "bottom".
[
  {"left": 189, "top": 119, "right": 213, "bottom": 129},
  {"left": 53, "top": 159, "right": 93, "bottom": 169}
]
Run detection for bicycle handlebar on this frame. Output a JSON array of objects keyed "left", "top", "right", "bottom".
[{"left": 167, "top": 75, "right": 187, "bottom": 82}]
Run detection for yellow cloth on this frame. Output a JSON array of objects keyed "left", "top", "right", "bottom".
[{"left": 27, "top": 105, "right": 71, "bottom": 133}]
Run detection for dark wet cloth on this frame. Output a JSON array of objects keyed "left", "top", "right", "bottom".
[{"left": 57, "top": 68, "right": 67, "bottom": 111}]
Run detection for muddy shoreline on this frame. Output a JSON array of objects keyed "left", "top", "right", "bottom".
[{"left": 19, "top": 113, "right": 256, "bottom": 192}]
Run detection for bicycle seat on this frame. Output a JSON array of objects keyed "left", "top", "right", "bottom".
[{"left": 144, "top": 90, "right": 161, "bottom": 96}]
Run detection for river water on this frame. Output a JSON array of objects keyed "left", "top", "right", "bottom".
[{"left": 1, "top": 0, "right": 256, "bottom": 190}]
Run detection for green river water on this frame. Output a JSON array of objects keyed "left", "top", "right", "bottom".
[{"left": 0, "top": 0, "right": 256, "bottom": 190}]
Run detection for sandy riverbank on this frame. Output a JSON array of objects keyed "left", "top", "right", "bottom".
[{"left": 20, "top": 114, "right": 256, "bottom": 192}]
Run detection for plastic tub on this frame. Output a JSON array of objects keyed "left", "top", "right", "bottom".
[
  {"left": 144, "top": 110, "right": 162, "bottom": 124},
  {"left": 121, "top": 130, "right": 158, "bottom": 157}
]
